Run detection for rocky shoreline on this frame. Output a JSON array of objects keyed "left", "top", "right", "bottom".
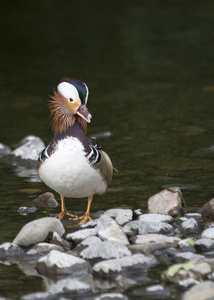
[
  {"left": 1, "top": 137, "right": 214, "bottom": 299},
  {"left": 1, "top": 190, "right": 214, "bottom": 300}
]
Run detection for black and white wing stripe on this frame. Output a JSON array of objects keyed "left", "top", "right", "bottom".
[
  {"left": 38, "top": 142, "right": 56, "bottom": 163},
  {"left": 86, "top": 137, "right": 101, "bottom": 165}
]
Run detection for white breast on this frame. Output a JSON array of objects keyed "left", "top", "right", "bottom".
[{"left": 38, "top": 137, "right": 107, "bottom": 198}]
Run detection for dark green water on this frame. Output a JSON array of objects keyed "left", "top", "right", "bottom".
[{"left": 1, "top": 0, "right": 214, "bottom": 298}]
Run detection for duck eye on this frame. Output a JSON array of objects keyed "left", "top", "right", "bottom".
[{"left": 69, "top": 98, "right": 74, "bottom": 102}]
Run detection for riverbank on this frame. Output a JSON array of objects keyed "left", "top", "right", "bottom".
[{"left": 1, "top": 189, "right": 214, "bottom": 300}]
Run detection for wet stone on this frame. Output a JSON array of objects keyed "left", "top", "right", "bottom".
[
  {"left": 123, "top": 220, "right": 173, "bottom": 236},
  {"left": 45, "top": 277, "right": 91, "bottom": 297},
  {"left": 29, "top": 242, "right": 64, "bottom": 254},
  {"left": 182, "top": 280, "right": 214, "bottom": 300},
  {"left": 75, "top": 236, "right": 102, "bottom": 253},
  {"left": 185, "top": 213, "right": 201, "bottom": 221},
  {"left": 193, "top": 261, "right": 212, "bottom": 277},
  {"left": 174, "top": 252, "right": 205, "bottom": 263},
  {"left": 202, "top": 227, "right": 214, "bottom": 240},
  {"left": 178, "top": 278, "right": 200, "bottom": 290},
  {"left": 138, "top": 213, "right": 173, "bottom": 223},
  {"left": 12, "top": 135, "right": 45, "bottom": 161},
  {"left": 195, "top": 238, "right": 214, "bottom": 252},
  {"left": 0, "top": 142, "right": 11, "bottom": 157},
  {"left": 33, "top": 192, "right": 58, "bottom": 208},
  {"left": 104, "top": 209, "right": 133, "bottom": 225},
  {"left": 200, "top": 198, "right": 214, "bottom": 222},
  {"left": 181, "top": 218, "right": 199, "bottom": 235},
  {"left": 21, "top": 292, "right": 54, "bottom": 300},
  {"left": 133, "top": 284, "right": 171, "bottom": 299},
  {"left": 49, "top": 231, "right": 71, "bottom": 251},
  {"left": 80, "top": 219, "right": 98, "bottom": 228},
  {"left": 66, "top": 228, "right": 98, "bottom": 244},
  {"left": 148, "top": 187, "right": 186, "bottom": 217},
  {"left": 36, "top": 250, "right": 90, "bottom": 276},
  {"left": 93, "top": 254, "right": 156, "bottom": 278},
  {"left": 123, "top": 220, "right": 150, "bottom": 236},
  {"left": 178, "top": 239, "right": 196, "bottom": 253},
  {"left": 80, "top": 240, "right": 132, "bottom": 261},
  {"left": 18, "top": 206, "right": 37, "bottom": 216},
  {"left": 152, "top": 248, "right": 179, "bottom": 265},
  {"left": 13, "top": 217, "right": 65, "bottom": 247},
  {"left": 133, "top": 208, "right": 144, "bottom": 218},
  {"left": 0, "top": 242, "right": 24, "bottom": 259},
  {"left": 94, "top": 293, "right": 128, "bottom": 300},
  {"left": 130, "top": 234, "right": 181, "bottom": 253},
  {"left": 97, "top": 215, "right": 130, "bottom": 246}
]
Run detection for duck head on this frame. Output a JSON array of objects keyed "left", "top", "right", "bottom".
[{"left": 49, "top": 77, "right": 92, "bottom": 133}]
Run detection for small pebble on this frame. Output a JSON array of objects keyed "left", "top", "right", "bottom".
[
  {"left": 33, "top": 192, "right": 58, "bottom": 208},
  {"left": 18, "top": 206, "right": 37, "bottom": 215}
]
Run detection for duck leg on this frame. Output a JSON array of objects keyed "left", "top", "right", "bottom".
[
  {"left": 55, "top": 195, "right": 76, "bottom": 220},
  {"left": 73, "top": 195, "right": 93, "bottom": 226}
]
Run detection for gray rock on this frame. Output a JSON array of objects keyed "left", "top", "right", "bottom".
[
  {"left": 138, "top": 213, "right": 173, "bottom": 223},
  {"left": 104, "top": 209, "right": 133, "bottom": 225},
  {"left": 193, "top": 261, "right": 212, "bottom": 277},
  {"left": 182, "top": 280, "right": 214, "bottom": 300},
  {"left": 97, "top": 215, "right": 129, "bottom": 246},
  {"left": 148, "top": 187, "right": 186, "bottom": 216},
  {"left": 36, "top": 250, "right": 89, "bottom": 276},
  {"left": 185, "top": 213, "right": 201, "bottom": 221},
  {"left": 175, "top": 252, "right": 205, "bottom": 262},
  {"left": 0, "top": 242, "right": 24, "bottom": 258},
  {"left": 130, "top": 234, "right": 181, "bottom": 253},
  {"left": 80, "top": 240, "right": 132, "bottom": 261},
  {"left": 178, "top": 278, "right": 200, "bottom": 290},
  {"left": 77, "top": 236, "right": 102, "bottom": 249},
  {"left": 195, "top": 238, "right": 214, "bottom": 252},
  {"left": 178, "top": 238, "right": 195, "bottom": 248},
  {"left": 45, "top": 277, "right": 91, "bottom": 296},
  {"left": 0, "top": 142, "right": 11, "bottom": 157},
  {"left": 66, "top": 228, "right": 98, "bottom": 244},
  {"left": 33, "top": 192, "right": 58, "bottom": 208},
  {"left": 133, "top": 208, "right": 143, "bottom": 218},
  {"left": 13, "top": 217, "right": 65, "bottom": 247},
  {"left": 21, "top": 292, "right": 54, "bottom": 300},
  {"left": 138, "top": 284, "right": 171, "bottom": 299},
  {"left": 80, "top": 219, "right": 98, "bottom": 228},
  {"left": 93, "top": 254, "right": 157, "bottom": 277},
  {"left": 150, "top": 247, "right": 179, "bottom": 265},
  {"left": 202, "top": 227, "right": 214, "bottom": 240},
  {"left": 123, "top": 220, "right": 173, "bottom": 236},
  {"left": 181, "top": 218, "right": 199, "bottom": 235},
  {"left": 49, "top": 231, "right": 71, "bottom": 251},
  {"left": 18, "top": 206, "right": 37, "bottom": 215},
  {"left": 12, "top": 135, "right": 45, "bottom": 161},
  {"left": 94, "top": 293, "right": 128, "bottom": 300},
  {"left": 178, "top": 238, "right": 197, "bottom": 253},
  {"left": 146, "top": 221, "right": 173, "bottom": 235},
  {"left": 200, "top": 199, "right": 214, "bottom": 222},
  {"left": 29, "top": 242, "right": 64, "bottom": 254},
  {"left": 208, "top": 270, "right": 214, "bottom": 280},
  {"left": 123, "top": 220, "right": 151, "bottom": 236}
]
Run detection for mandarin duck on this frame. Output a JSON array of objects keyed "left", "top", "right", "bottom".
[{"left": 37, "top": 78, "right": 114, "bottom": 225}]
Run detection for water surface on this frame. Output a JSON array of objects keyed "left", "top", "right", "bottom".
[{"left": 1, "top": 0, "right": 214, "bottom": 298}]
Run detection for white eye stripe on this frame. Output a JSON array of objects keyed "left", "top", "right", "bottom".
[{"left": 57, "top": 82, "right": 79, "bottom": 100}]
